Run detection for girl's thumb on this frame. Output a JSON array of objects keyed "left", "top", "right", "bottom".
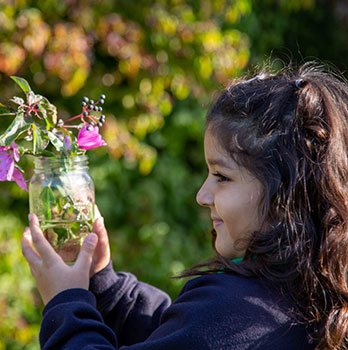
[
  {"left": 75, "top": 233, "right": 98, "bottom": 269},
  {"left": 93, "top": 217, "right": 105, "bottom": 234}
]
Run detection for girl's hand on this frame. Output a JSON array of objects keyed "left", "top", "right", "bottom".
[
  {"left": 90, "top": 205, "right": 111, "bottom": 277},
  {"left": 21, "top": 213, "right": 98, "bottom": 305}
]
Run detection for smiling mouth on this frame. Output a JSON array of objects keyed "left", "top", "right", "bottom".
[{"left": 213, "top": 219, "right": 223, "bottom": 228}]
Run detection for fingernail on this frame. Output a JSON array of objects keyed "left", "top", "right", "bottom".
[
  {"left": 86, "top": 233, "right": 97, "bottom": 245},
  {"left": 28, "top": 213, "right": 33, "bottom": 222}
]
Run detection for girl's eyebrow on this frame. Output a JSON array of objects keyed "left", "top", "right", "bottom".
[{"left": 207, "top": 158, "right": 236, "bottom": 170}]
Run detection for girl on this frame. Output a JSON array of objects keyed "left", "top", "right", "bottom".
[{"left": 22, "top": 63, "right": 348, "bottom": 349}]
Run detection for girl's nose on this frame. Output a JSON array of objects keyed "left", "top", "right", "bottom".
[{"left": 196, "top": 181, "right": 214, "bottom": 207}]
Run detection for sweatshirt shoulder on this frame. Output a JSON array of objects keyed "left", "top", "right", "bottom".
[
  {"left": 177, "top": 272, "right": 294, "bottom": 324},
  {"left": 181, "top": 272, "right": 279, "bottom": 298},
  {"left": 156, "top": 273, "right": 313, "bottom": 349}
]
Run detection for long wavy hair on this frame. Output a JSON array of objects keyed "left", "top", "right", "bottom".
[{"left": 179, "top": 63, "right": 348, "bottom": 349}]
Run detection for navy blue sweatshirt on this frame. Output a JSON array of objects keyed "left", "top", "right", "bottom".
[{"left": 39, "top": 262, "right": 315, "bottom": 349}]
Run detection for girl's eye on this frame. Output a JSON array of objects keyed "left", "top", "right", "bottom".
[{"left": 212, "top": 172, "right": 230, "bottom": 182}]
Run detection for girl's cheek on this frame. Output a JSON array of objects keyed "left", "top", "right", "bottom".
[{"left": 214, "top": 194, "right": 230, "bottom": 217}]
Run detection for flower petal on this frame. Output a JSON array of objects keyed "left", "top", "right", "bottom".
[
  {"left": 11, "top": 141, "right": 20, "bottom": 162},
  {"left": 77, "top": 125, "right": 107, "bottom": 150},
  {"left": 64, "top": 134, "right": 71, "bottom": 151},
  {"left": 11, "top": 168, "right": 28, "bottom": 192},
  {"left": 0, "top": 154, "right": 14, "bottom": 181}
]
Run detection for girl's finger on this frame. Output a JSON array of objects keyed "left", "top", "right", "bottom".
[
  {"left": 92, "top": 217, "right": 110, "bottom": 264},
  {"left": 93, "top": 217, "right": 108, "bottom": 244},
  {"left": 21, "top": 227, "right": 41, "bottom": 268},
  {"left": 94, "top": 205, "right": 101, "bottom": 220},
  {"left": 74, "top": 233, "right": 98, "bottom": 271},
  {"left": 28, "top": 213, "right": 59, "bottom": 264}
]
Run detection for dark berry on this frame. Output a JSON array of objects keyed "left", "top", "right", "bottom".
[
  {"left": 82, "top": 97, "right": 89, "bottom": 103},
  {"left": 86, "top": 126, "right": 92, "bottom": 131},
  {"left": 98, "top": 106, "right": 103, "bottom": 112},
  {"left": 83, "top": 111, "right": 88, "bottom": 117},
  {"left": 81, "top": 101, "right": 87, "bottom": 107},
  {"left": 94, "top": 105, "right": 99, "bottom": 111},
  {"left": 97, "top": 122, "right": 103, "bottom": 127},
  {"left": 100, "top": 114, "right": 106, "bottom": 121},
  {"left": 99, "top": 99, "right": 105, "bottom": 105},
  {"left": 89, "top": 122, "right": 94, "bottom": 126},
  {"left": 100, "top": 94, "right": 106, "bottom": 100},
  {"left": 89, "top": 99, "right": 94, "bottom": 105}
]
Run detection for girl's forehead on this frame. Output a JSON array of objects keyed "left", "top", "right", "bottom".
[
  {"left": 204, "top": 128, "right": 228, "bottom": 155},
  {"left": 204, "top": 129, "right": 237, "bottom": 168}
]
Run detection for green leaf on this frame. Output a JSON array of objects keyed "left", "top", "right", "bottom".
[
  {"left": 0, "top": 102, "right": 16, "bottom": 117},
  {"left": 56, "top": 196, "right": 63, "bottom": 215},
  {"left": 39, "top": 96, "right": 57, "bottom": 129},
  {"left": 39, "top": 186, "right": 56, "bottom": 221},
  {"left": 0, "top": 111, "right": 31, "bottom": 146},
  {"left": 55, "top": 184, "right": 67, "bottom": 198},
  {"left": 32, "top": 124, "right": 49, "bottom": 155},
  {"left": 58, "top": 152, "right": 71, "bottom": 173},
  {"left": 14, "top": 163, "right": 25, "bottom": 173},
  {"left": 10, "top": 76, "right": 31, "bottom": 94},
  {"left": 48, "top": 131, "right": 65, "bottom": 151},
  {"left": 25, "top": 92, "right": 56, "bottom": 129},
  {"left": 40, "top": 150, "right": 57, "bottom": 157}
]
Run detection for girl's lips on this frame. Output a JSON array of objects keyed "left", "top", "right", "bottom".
[{"left": 213, "top": 220, "right": 223, "bottom": 228}]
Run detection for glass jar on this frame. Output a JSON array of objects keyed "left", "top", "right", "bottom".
[{"left": 29, "top": 155, "right": 95, "bottom": 264}]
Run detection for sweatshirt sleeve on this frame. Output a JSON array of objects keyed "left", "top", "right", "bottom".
[
  {"left": 88, "top": 261, "right": 171, "bottom": 346},
  {"left": 39, "top": 288, "right": 118, "bottom": 350},
  {"left": 40, "top": 273, "right": 313, "bottom": 350}
]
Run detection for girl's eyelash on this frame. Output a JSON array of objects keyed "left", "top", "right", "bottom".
[
  {"left": 206, "top": 168, "right": 231, "bottom": 182},
  {"left": 212, "top": 172, "right": 230, "bottom": 182}
]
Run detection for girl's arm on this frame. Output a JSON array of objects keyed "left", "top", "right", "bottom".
[
  {"left": 88, "top": 211, "right": 172, "bottom": 345},
  {"left": 88, "top": 261, "right": 171, "bottom": 346},
  {"left": 22, "top": 213, "right": 171, "bottom": 346}
]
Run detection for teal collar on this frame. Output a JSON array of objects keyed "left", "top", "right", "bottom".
[
  {"left": 218, "top": 256, "right": 243, "bottom": 274},
  {"left": 231, "top": 256, "right": 243, "bottom": 264}
]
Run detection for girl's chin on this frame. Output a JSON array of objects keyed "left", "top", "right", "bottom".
[
  {"left": 214, "top": 240, "right": 230, "bottom": 258},
  {"left": 215, "top": 238, "right": 245, "bottom": 259}
]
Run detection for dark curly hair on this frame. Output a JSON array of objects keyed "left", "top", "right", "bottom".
[{"left": 179, "top": 63, "right": 348, "bottom": 349}]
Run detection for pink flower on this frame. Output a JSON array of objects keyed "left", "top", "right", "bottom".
[
  {"left": 11, "top": 168, "right": 28, "bottom": 191},
  {"left": 0, "top": 142, "right": 28, "bottom": 191},
  {"left": 77, "top": 125, "right": 107, "bottom": 150},
  {"left": 0, "top": 149, "right": 14, "bottom": 181}
]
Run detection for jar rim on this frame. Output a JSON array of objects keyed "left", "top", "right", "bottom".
[{"left": 33, "top": 154, "right": 89, "bottom": 172}]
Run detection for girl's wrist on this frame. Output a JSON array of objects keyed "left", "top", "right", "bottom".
[{"left": 89, "top": 260, "right": 115, "bottom": 294}]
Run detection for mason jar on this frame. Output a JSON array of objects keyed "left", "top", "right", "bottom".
[{"left": 29, "top": 155, "right": 95, "bottom": 264}]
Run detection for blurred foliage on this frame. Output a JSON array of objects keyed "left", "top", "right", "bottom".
[
  {"left": 245, "top": 0, "right": 348, "bottom": 72},
  {"left": 1, "top": 0, "right": 348, "bottom": 349}
]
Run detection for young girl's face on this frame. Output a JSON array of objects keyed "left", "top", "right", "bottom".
[{"left": 196, "top": 128, "right": 264, "bottom": 259}]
